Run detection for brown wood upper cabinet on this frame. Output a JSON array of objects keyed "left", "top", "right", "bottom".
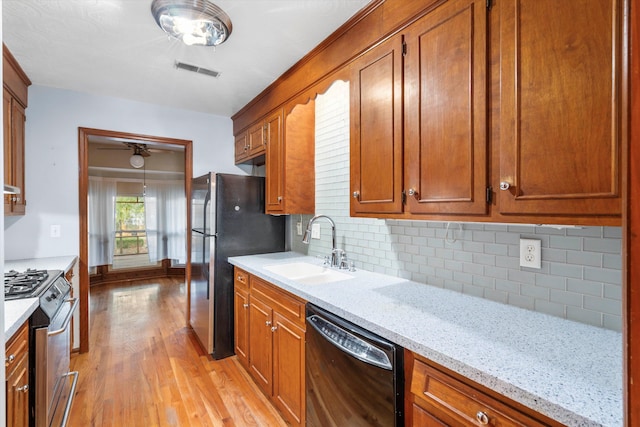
[
  {"left": 498, "top": 0, "right": 623, "bottom": 218},
  {"left": 350, "top": 0, "right": 488, "bottom": 217},
  {"left": 350, "top": 33, "right": 404, "bottom": 215},
  {"left": 234, "top": 118, "right": 269, "bottom": 164},
  {"left": 404, "top": 0, "right": 488, "bottom": 215},
  {"left": 3, "top": 44, "right": 30, "bottom": 216},
  {"left": 266, "top": 104, "right": 315, "bottom": 215}
]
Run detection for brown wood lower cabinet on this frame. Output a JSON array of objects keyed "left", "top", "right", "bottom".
[
  {"left": 406, "top": 351, "right": 561, "bottom": 427},
  {"left": 233, "top": 267, "right": 307, "bottom": 426},
  {"left": 5, "top": 321, "right": 29, "bottom": 427}
]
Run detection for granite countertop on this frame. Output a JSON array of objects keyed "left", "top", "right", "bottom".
[
  {"left": 229, "top": 252, "right": 622, "bottom": 427},
  {"left": 4, "top": 255, "right": 78, "bottom": 341}
]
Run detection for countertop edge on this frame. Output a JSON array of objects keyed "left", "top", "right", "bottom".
[
  {"left": 5, "top": 255, "right": 78, "bottom": 274},
  {"left": 4, "top": 298, "right": 38, "bottom": 341}
]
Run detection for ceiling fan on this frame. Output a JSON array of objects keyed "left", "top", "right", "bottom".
[{"left": 97, "top": 142, "right": 152, "bottom": 168}]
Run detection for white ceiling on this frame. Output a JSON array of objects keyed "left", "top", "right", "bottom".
[{"left": 2, "top": 0, "right": 370, "bottom": 117}]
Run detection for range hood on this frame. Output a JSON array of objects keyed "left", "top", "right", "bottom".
[{"left": 4, "top": 184, "right": 21, "bottom": 194}]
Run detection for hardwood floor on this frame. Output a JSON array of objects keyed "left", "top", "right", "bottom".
[{"left": 68, "top": 278, "right": 287, "bottom": 427}]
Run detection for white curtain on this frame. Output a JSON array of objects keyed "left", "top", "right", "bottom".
[
  {"left": 88, "top": 178, "right": 117, "bottom": 267},
  {"left": 144, "top": 181, "right": 187, "bottom": 264}
]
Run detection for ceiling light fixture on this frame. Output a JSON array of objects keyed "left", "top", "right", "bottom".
[
  {"left": 151, "top": 0, "right": 233, "bottom": 47},
  {"left": 130, "top": 153, "right": 145, "bottom": 169}
]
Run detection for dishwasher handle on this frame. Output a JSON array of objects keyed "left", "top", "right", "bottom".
[{"left": 307, "top": 314, "right": 393, "bottom": 370}]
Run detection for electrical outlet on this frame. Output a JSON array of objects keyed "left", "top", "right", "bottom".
[
  {"left": 50, "top": 224, "right": 61, "bottom": 238},
  {"left": 519, "top": 238, "right": 541, "bottom": 269},
  {"left": 311, "top": 223, "right": 321, "bottom": 239},
  {"left": 296, "top": 222, "right": 303, "bottom": 236}
]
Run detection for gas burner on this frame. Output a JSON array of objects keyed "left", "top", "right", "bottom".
[{"left": 4, "top": 269, "right": 51, "bottom": 300}]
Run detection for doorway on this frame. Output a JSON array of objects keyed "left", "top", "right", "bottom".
[{"left": 78, "top": 127, "right": 193, "bottom": 353}]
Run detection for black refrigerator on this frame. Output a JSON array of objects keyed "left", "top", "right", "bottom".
[{"left": 190, "top": 173, "right": 285, "bottom": 359}]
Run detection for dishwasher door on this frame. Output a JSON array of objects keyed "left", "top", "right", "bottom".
[{"left": 305, "top": 303, "right": 403, "bottom": 427}]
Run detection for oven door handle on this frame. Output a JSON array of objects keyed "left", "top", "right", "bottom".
[{"left": 48, "top": 297, "right": 79, "bottom": 337}]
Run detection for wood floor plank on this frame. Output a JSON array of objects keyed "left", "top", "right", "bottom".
[{"left": 68, "top": 278, "right": 287, "bottom": 427}]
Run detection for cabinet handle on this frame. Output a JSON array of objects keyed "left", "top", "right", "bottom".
[
  {"left": 407, "top": 188, "right": 418, "bottom": 197},
  {"left": 277, "top": 196, "right": 282, "bottom": 203},
  {"left": 476, "top": 411, "right": 489, "bottom": 425},
  {"left": 271, "top": 326, "right": 278, "bottom": 332},
  {"left": 16, "top": 384, "right": 28, "bottom": 393},
  {"left": 243, "top": 144, "right": 248, "bottom": 152},
  {"left": 6, "top": 354, "right": 15, "bottom": 364},
  {"left": 352, "top": 191, "right": 360, "bottom": 200},
  {"left": 499, "top": 181, "right": 511, "bottom": 191},
  {"left": 265, "top": 321, "right": 272, "bottom": 326},
  {"left": 243, "top": 303, "right": 249, "bottom": 308}
]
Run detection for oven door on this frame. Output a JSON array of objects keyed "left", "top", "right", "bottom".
[{"left": 35, "top": 296, "right": 79, "bottom": 427}]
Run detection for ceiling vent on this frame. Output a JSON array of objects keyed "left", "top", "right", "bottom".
[{"left": 175, "top": 61, "right": 221, "bottom": 78}]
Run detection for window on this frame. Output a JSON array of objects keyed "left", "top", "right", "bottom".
[{"left": 114, "top": 196, "right": 148, "bottom": 256}]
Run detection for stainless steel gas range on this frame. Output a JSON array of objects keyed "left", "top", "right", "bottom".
[{"left": 4, "top": 269, "right": 79, "bottom": 427}]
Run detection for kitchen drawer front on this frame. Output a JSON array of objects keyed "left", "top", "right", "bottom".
[
  {"left": 234, "top": 267, "right": 250, "bottom": 292},
  {"left": 411, "top": 359, "right": 549, "bottom": 427},
  {"left": 250, "top": 275, "right": 306, "bottom": 328},
  {"left": 5, "top": 320, "right": 28, "bottom": 375}
]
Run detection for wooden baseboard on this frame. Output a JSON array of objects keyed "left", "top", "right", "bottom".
[{"left": 90, "top": 259, "right": 185, "bottom": 286}]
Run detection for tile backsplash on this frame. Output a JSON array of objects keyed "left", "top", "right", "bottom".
[{"left": 289, "top": 80, "right": 622, "bottom": 332}]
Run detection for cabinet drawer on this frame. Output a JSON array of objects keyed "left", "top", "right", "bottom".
[
  {"left": 250, "top": 276, "right": 305, "bottom": 328},
  {"left": 411, "top": 359, "right": 549, "bottom": 427},
  {"left": 5, "top": 321, "right": 28, "bottom": 375},
  {"left": 234, "top": 268, "right": 250, "bottom": 291}
]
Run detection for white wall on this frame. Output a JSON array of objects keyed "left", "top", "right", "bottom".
[{"left": 3, "top": 85, "right": 240, "bottom": 260}]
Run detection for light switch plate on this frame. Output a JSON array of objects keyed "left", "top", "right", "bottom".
[
  {"left": 50, "top": 224, "right": 61, "bottom": 238},
  {"left": 296, "top": 222, "right": 303, "bottom": 236},
  {"left": 519, "top": 238, "right": 541, "bottom": 269},
  {"left": 311, "top": 223, "right": 321, "bottom": 239}
]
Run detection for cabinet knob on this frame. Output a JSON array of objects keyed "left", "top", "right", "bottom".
[
  {"left": 236, "top": 275, "right": 245, "bottom": 283},
  {"left": 277, "top": 196, "right": 282, "bottom": 203},
  {"left": 352, "top": 191, "right": 360, "bottom": 199},
  {"left": 476, "top": 411, "right": 489, "bottom": 425},
  {"left": 16, "top": 384, "right": 29, "bottom": 393},
  {"left": 243, "top": 303, "right": 249, "bottom": 309},
  {"left": 407, "top": 188, "right": 418, "bottom": 197},
  {"left": 6, "top": 354, "right": 15, "bottom": 364},
  {"left": 499, "top": 181, "right": 511, "bottom": 191},
  {"left": 265, "top": 321, "right": 272, "bottom": 326},
  {"left": 271, "top": 326, "right": 278, "bottom": 332}
]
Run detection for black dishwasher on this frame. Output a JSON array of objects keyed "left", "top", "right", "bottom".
[{"left": 306, "top": 303, "right": 403, "bottom": 427}]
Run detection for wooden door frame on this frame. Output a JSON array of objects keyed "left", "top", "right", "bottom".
[
  {"left": 626, "top": 0, "right": 639, "bottom": 423},
  {"left": 78, "top": 127, "right": 193, "bottom": 353}
]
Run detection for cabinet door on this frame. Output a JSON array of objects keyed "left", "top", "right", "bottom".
[
  {"left": 248, "top": 121, "right": 266, "bottom": 158},
  {"left": 265, "top": 110, "right": 285, "bottom": 213},
  {"left": 234, "top": 286, "right": 250, "bottom": 368},
  {"left": 6, "top": 352, "right": 29, "bottom": 427},
  {"left": 350, "top": 34, "right": 404, "bottom": 215},
  {"left": 10, "top": 99, "right": 26, "bottom": 214},
  {"left": 248, "top": 295, "right": 273, "bottom": 395},
  {"left": 3, "top": 89, "right": 13, "bottom": 214},
  {"left": 404, "top": 0, "right": 488, "bottom": 215},
  {"left": 412, "top": 403, "right": 448, "bottom": 427},
  {"left": 234, "top": 131, "right": 249, "bottom": 163},
  {"left": 272, "top": 312, "right": 305, "bottom": 426},
  {"left": 498, "top": 0, "right": 623, "bottom": 217}
]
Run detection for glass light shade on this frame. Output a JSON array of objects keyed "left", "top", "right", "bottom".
[
  {"left": 130, "top": 154, "right": 145, "bottom": 169},
  {"left": 151, "top": 0, "right": 232, "bottom": 47}
]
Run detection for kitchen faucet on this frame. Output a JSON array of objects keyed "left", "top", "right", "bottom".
[{"left": 302, "top": 214, "right": 347, "bottom": 268}]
